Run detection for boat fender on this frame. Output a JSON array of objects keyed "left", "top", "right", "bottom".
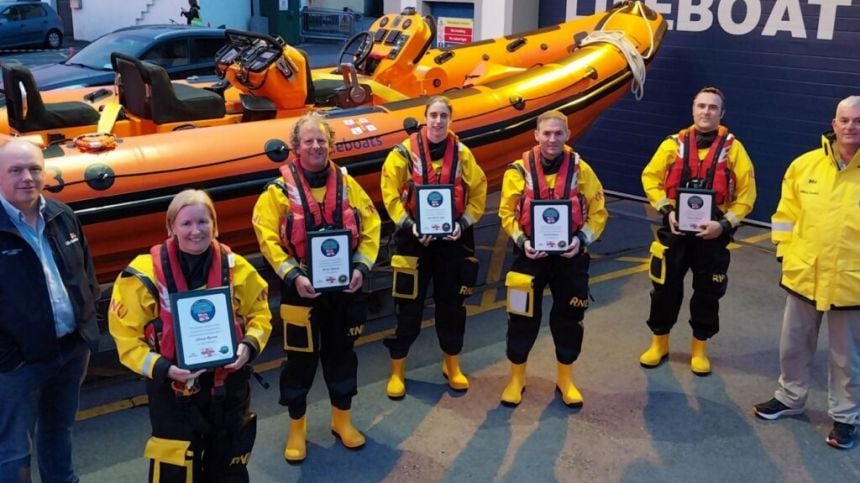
[
  {"left": 403, "top": 117, "right": 420, "bottom": 134},
  {"left": 509, "top": 96, "right": 525, "bottom": 111},
  {"left": 73, "top": 133, "right": 117, "bottom": 153},
  {"left": 265, "top": 139, "right": 290, "bottom": 162},
  {"left": 84, "top": 163, "right": 115, "bottom": 191}
]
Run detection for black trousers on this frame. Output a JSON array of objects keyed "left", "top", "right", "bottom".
[
  {"left": 145, "top": 368, "right": 255, "bottom": 483},
  {"left": 646, "top": 226, "right": 731, "bottom": 340},
  {"left": 384, "top": 226, "right": 478, "bottom": 359},
  {"left": 506, "top": 250, "right": 591, "bottom": 365},
  {"left": 279, "top": 281, "right": 367, "bottom": 419}
]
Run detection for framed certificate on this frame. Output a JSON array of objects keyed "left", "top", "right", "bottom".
[
  {"left": 170, "top": 287, "right": 237, "bottom": 371},
  {"left": 307, "top": 229, "right": 352, "bottom": 292},
  {"left": 531, "top": 199, "right": 571, "bottom": 253},
  {"left": 415, "top": 184, "right": 455, "bottom": 237},
  {"left": 677, "top": 188, "right": 714, "bottom": 233}
]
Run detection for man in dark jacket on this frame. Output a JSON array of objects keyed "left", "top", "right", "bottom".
[{"left": 0, "top": 139, "right": 99, "bottom": 482}]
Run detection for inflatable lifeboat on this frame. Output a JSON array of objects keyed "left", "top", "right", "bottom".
[{"left": 0, "top": 1, "right": 665, "bottom": 280}]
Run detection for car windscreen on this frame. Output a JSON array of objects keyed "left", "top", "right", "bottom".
[{"left": 64, "top": 33, "right": 152, "bottom": 70}]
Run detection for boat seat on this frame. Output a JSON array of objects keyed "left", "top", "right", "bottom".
[
  {"left": 110, "top": 52, "right": 225, "bottom": 125},
  {"left": 0, "top": 62, "right": 100, "bottom": 133}
]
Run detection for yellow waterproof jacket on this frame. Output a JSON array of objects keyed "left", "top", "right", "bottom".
[
  {"left": 772, "top": 134, "right": 860, "bottom": 310},
  {"left": 108, "top": 251, "right": 272, "bottom": 382},
  {"left": 499, "top": 148, "right": 607, "bottom": 248},
  {"left": 380, "top": 136, "right": 487, "bottom": 229},
  {"left": 253, "top": 168, "right": 381, "bottom": 282},
  {"left": 642, "top": 135, "right": 756, "bottom": 228}
]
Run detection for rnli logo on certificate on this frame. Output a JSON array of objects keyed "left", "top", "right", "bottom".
[
  {"left": 687, "top": 196, "right": 704, "bottom": 210},
  {"left": 542, "top": 207, "right": 560, "bottom": 224},
  {"left": 190, "top": 299, "right": 216, "bottom": 323},
  {"left": 321, "top": 238, "right": 340, "bottom": 257},
  {"left": 427, "top": 191, "right": 443, "bottom": 207}
]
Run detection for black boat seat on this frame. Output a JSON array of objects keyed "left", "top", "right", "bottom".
[
  {"left": 110, "top": 52, "right": 225, "bottom": 125},
  {"left": 1, "top": 62, "right": 99, "bottom": 133}
]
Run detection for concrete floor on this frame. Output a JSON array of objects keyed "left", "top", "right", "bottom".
[{"left": 69, "top": 194, "right": 859, "bottom": 482}]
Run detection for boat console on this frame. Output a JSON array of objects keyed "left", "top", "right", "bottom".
[
  {"left": 340, "top": 7, "right": 441, "bottom": 96},
  {"left": 216, "top": 30, "right": 312, "bottom": 112}
]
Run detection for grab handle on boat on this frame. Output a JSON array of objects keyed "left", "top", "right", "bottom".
[{"left": 83, "top": 88, "right": 111, "bottom": 103}]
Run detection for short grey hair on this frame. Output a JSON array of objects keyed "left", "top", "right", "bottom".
[{"left": 836, "top": 95, "right": 860, "bottom": 113}]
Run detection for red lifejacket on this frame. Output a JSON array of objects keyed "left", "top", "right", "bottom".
[
  {"left": 516, "top": 146, "right": 585, "bottom": 238},
  {"left": 664, "top": 125, "right": 737, "bottom": 205},
  {"left": 277, "top": 160, "right": 361, "bottom": 262},
  {"left": 399, "top": 127, "right": 466, "bottom": 219},
  {"left": 149, "top": 238, "right": 243, "bottom": 387}
]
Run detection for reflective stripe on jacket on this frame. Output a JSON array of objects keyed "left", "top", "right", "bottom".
[{"left": 772, "top": 133, "right": 860, "bottom": 310}]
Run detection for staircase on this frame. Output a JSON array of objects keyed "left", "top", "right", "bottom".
[{"left": 135, "top": 0, "right": 157, "bottom": 25}]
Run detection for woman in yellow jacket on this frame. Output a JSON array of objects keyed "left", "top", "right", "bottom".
[
  {"left": 380, "top": 95, "right": 487, "bottom": 399},
  {"left": 253, "top": 112, "right": 381, "bottom": 463},
  {"left": 108, "top": 189, "right": 272, "bottom": 482}
]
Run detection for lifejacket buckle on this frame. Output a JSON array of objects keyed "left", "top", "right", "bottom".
[{"left": 172, "top": 378, "right": 201, "bottom": 397}]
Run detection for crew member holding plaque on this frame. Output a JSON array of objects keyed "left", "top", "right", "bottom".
[
  {"left": 379, "top": 96, "right": 487, "bottom": 399},
  {"left": 253, "top": 112, "right": 380, "bottom": 464},
  {"left": 108, "top": 189, "right": 272, "bottom": 482},
  {"left": 640, "top": 87, "right": 756, "bottom": 375},
  {"left": 498, "top": 110, "right": 607, "bottom": 407}
]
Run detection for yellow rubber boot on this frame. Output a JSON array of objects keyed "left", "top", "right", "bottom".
[
  {"left": 556, "top": 362, "right": 584, "bottom": 407},
  {"left": 500, "top": 362, "right": 527, "bottom": 407},
  {"left": 442, "top": 354, "right": 470, "bottom": 391},
  {"left": 330, "top": 408, "right": 365, "bottom": 449},
  {"left": 386, "top": 358, "right": 406, "bottom": 400},
  {"left": 283, "top": 415, "right": 307, "bottom": 464},
  {"left": 690, "top": 338, "right": 711, "bottom": 376},
  {"left": 639, "top": 334, "right": 670, "bottom": 368}
]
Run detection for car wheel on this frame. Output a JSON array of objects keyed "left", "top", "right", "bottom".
[{"left": 45, "top": 29, "right": 63, "bottom": 49}]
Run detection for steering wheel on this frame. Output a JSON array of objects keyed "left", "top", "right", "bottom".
[{"left": 338, "top": 32, "right": 374, "bottom": 73}]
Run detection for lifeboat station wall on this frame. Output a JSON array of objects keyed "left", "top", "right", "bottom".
[{"left": 566, "top": 0, "right": 860, "bottom": 224}]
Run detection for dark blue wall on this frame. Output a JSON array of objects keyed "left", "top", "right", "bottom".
[{"left": 564, "top": 1, "right": 860, "bottom": 223}]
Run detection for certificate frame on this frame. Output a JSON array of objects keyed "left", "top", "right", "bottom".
[
  {"left": 170, "top": 287, "right": 237, "bottom": 371},
  {"left": 307, "top": 229, "right": 352, "bottom": 292},
  {"left": 530, "top": 199, "right": 571, "bottom": 253},
  {"left": 676, "top": 188, "right": 715, "bottom": 233},
  {"left": 415, "top": 184, "right": 455, "bottom": 237}
]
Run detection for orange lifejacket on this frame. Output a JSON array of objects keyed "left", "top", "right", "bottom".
[
  {"left": 149, "top": 238, "right": 243, "bottom": 387},
  {"left": 664, "top": 125, "right": 737, "bottom": 205},
  {"left": 516, "top": 146, "right": 585, "bottom": 238},
  {"left": 399, "top": 127, "right": 466, "bottom": 219},
  {"left": 277, "top": 160, "right": 361, "bottom": 262}
]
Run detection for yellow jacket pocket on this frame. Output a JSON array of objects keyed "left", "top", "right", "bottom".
[
  {"left": 144, "top": 436, "right": 191, "bottom": 467},
  {"left": 648, "top": 241, "right": 667, "bottom": 285},
  {"left": 391, "top": 254, "right": 419, "bottom": 300},
  {"left": 505, "top": 271, "right": 534, "bottom": 317},
  {"left": 281, "top": 305, "right": 313, "bottom": 352}
]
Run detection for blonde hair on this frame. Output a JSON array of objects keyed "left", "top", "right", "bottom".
[
  {"left": 290, "top": 111, "right": 336, "bottom": 152},
  {"left": 165, "top": 189, "right": 218, "bottom": 237},
  {"left": 536, "top": 110, "right": 568, "bottom": 129}
]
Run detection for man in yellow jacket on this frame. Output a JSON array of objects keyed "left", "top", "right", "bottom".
[
  {"left": 754, "top": 96, "right": 860, "bottom": 450},
  {"left": 640, "top": 87, "right": 756, "bottom": 375},
  {"left": 253, "top": 112, "right": 380, "bottom": 463},
  {"left": 498, "top": 110, "right": 607, "bottom": 407}
]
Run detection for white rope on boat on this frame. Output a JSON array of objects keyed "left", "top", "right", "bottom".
[{"left": 579, "top": 1, "right": 655, "bottom": 101}]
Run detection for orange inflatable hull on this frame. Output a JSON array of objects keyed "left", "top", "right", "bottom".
[{"left": 1, "top": 2, "right": 666, "bottom": 281}]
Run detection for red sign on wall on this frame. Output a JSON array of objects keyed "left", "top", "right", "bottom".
[{"left": 437, "top": 17, "right": 474, "bottom": 47}]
